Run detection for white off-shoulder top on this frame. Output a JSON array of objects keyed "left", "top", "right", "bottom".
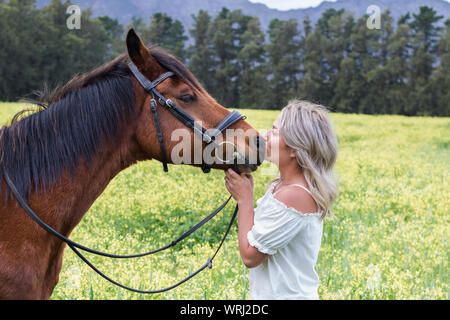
[{"left": 247, "top": 181, "right": 324, "bottom": 300}]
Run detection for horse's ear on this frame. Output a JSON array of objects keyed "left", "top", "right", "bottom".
[{"left": 126, "top": 29, "right": 159, "bottom": 73}]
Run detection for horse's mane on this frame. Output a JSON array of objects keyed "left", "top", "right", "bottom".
[
  {"left": 0, "top": 45, "right": 204, "bottom": 202},
  {"left": 0, "top": 54, "right": 136, "bottom": 202}
]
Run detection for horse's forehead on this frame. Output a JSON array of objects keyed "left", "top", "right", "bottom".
[{"left": 159, "top": 76, "right": 190, "bottom": 92}]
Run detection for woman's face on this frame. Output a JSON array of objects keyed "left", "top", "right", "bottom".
[{"left": 264, "top": 114, "right": 294, "bottom": 167}]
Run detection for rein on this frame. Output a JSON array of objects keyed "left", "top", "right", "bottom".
[
  {"left": 4, "top": 171, "right": 238, "bottom": 294},
  {"left": 1, "top": 61, "right": 250, "bottom": 294}
]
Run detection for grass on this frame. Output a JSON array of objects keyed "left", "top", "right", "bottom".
[{"left": 1, "top": 102, "right": 449, "bottom": 300}]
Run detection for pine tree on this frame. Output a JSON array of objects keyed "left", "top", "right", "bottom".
[
  {"left": 303, "top": 15, "right": 312, "bottom": 37},
  {"left": 144, "top": 13, "right": 188, "bottom": 62},
  {"left": 298, "top": 24, "right": 325, "bottom": 107},
  {"left": 384, "top": 22, "right": 412, "bottom": 115},
  {"left": 408, "top": 6, "right": 444, "bottom": 115},
  {"left": 98, "top": 16, "right": 125, "bottom": 60},
  {"left": 127, "top": 16, "right": 147, "bottom": 37},
  {"left": 188, "top": 10, "right": 215, "bottom": 90},
  {"left": 364, "top": 10, "right": 395, "bottom": 114},
  {"left": 0, "top": 0, "right": 113, "bottom": 101},
  {"left": 410, "top": 6, "right": 444, "bottom": 52},
  {"left": 322, "top": 10, "right": 355, "bottom": 110},
  {"left": 265, "top": 18, "right": 302, "bottom": 108},
  {"left": 237, "top": 17, "right": 267, "bottom": 108},
  {"left": 0, "top": 0, "right": 44, "bottom": 100},
  {"left": 208, "top": 8, "right": 251, "bottom": 107},
  {"left": 431, "top": 18, "right": 450, "bottom": 116},
  {"left": 305, "top": 8, "right": 356, "bottom": 112},
  {"left": 347, "top": 15, "right": 380, "bottom": 114}
]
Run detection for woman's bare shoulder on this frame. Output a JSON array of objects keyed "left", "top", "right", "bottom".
[{"left": 273, "top": 186, "right": 319, "bottom": 214}]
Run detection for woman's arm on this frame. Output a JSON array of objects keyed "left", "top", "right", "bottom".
[
  {"left": 237, "top": 198, "right": 269, "bottom": 268},
  {"left": 225, "top": 169, "right": 269, "bottom": 268}
]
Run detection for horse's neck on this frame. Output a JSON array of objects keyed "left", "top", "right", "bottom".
[
  {"left": 0, "top": 124, "right": 147, "bottom": 299},
  {"left": 28, "top": 125, "right": 146, "bottom": 239}
]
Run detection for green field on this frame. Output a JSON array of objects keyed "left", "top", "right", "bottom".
[{"left": 1, "top": 102, "right": 449, "bottom": 300}]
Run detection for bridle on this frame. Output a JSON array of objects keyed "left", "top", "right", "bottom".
[
  {"left": 1, "top": 61, "right": 251, "bottom": 295},
  {"left": 127, "top": 62, "right": 247, "bottom": 174}
]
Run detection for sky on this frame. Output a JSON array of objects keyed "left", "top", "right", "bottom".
[
  {"left": 249, "top": 0, "right": 450, "bottom": 11},
  {"left": 249, "top": 0, "right": 336, "bottom": 11}
]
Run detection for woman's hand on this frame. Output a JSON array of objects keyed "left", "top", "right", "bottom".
[
  {"left": 225, "top": 169, "right": 268, "bottom": 268},
  {"left": 224, "top": 169, "right": 254, "bottom": 205}
]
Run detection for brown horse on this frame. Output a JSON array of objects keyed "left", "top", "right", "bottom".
[{"left": 0, "top": 29, "right": 264, "bottom": 299}]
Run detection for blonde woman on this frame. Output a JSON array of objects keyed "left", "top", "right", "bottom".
[{"left": 225, "top": 100, "right": 339, "bottom": 300}]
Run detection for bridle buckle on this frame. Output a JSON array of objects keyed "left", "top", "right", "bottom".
[
  {"left": 165, "top": 99, "right": 175, "bottom": 109},
  {"left": 203, "top": 134, "right": 213, "bottom": 144}
]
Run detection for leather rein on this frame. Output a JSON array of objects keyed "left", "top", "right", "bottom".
[{"left": 2, "top": 61, "right": 248, "bottom": 294}]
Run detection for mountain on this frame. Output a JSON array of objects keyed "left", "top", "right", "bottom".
[{"left": 35, "top": 0, "right": 450, "bottom": 33}]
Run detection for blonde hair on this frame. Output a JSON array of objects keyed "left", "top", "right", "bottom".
[{"left": 269, "top": 99, "right": 339, "bottom": 220}]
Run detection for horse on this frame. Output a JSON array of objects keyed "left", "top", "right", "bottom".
[{"left": 0, "top": 29, "right": 264, "bottom": 299}]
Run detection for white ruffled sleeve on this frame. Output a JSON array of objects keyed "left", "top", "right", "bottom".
[{"left": 247, "top": 200, "right": 310, "bottom": 255}]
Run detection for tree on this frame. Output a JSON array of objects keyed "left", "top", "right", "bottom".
[
  {"left": 384, "top": 22, "right": 412, "bottom": 115},
  {"left": 143, "top": 13, "right": 188, "bottom": 62},
  {"left": 265, "top": 18, "right": 302, "bottom": 108},
  {"left": 298, "top": 22, "right": 326, "bottom": 106},
  {"left": 410, "top": 6, "right": 444, "bottom": 52},
  {"left": 237, "top": 17, "right": 267, "bottom": 108},
  {"left": 127, "top": 16, "right": 147, "bottom": 37},
  {"left": 303, "top": 15, "right": 312, "bottom": 38},
  {"left": 331, "top": 14, "right": 369, "bottom": 114},
  {"left": 303, "top": 9, "right": 355, "bottom": 111},
  {"left": 0, "top": 0, "right": 113, "bottom": 101},
  {"left": 38, "top": 1, "right": 109, "bottom": 83},
  {"left": 0, "top": 0, "right": 40, "bottom": 100},
  {"left": 316, "top": 8, "right": 346, "bottom": 38},
  {"left": 364, "top": 10, "right": 396, "bottom": 114},
  {"left": 208, "top": 8, "right": 252, "bottom": 107},
  {"left": 431, "top": 18, "right": 450, "bottom": 116},
  {"left": 408, "top": 6, "right": 444, "bottom": 115},
  {"left": 188, "top": 10, "right": 215, "bottom": 90},
  {"left": 322, "top": 9, "right": 355, "bottom": 110},
  {"left": 98, "top": 16, "right": 125, "bottom": 60}
]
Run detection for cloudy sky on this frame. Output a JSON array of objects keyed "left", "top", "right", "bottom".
[{"left": 249, "top": 0, "right": 450, "bottom": 11}]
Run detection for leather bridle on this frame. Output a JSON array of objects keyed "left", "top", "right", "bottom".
[
  {"left": 1, "top": 61, "right": 252, "bottom": 295},
  {"left": 127, "top": 62, "right": 248, "bottom": 174}
]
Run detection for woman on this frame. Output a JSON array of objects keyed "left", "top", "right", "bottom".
[{"left": 225, "top": 99, "right": 339, "bottom": 300}]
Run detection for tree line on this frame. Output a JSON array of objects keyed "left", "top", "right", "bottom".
[{"left": 1, "top": 0, "right": 449, "bottom": 116}]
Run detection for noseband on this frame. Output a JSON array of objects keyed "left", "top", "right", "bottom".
[{"left": 128, "top": 62, "right": 247, "bottom": 174}]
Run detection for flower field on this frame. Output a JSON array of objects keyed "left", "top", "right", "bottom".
[{"left": 1, "top": 102, "right": 448, "bottom": 299}]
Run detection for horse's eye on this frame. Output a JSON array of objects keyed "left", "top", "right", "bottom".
[{"left": 180, "top": 94, "right": 195, "bottom": 103}]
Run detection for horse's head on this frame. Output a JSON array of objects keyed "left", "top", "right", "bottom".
[{"left": 126, "top": 29, "right": 265, "bottom": 174}]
